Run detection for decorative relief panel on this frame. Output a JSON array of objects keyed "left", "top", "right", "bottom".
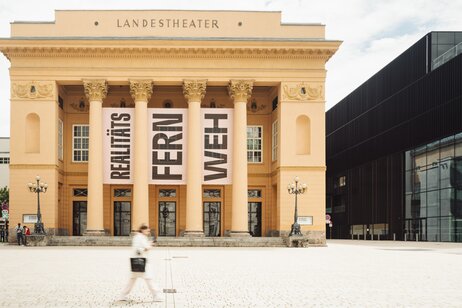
[
  {"left": 70, "top": 97, "right": 89, "bottom": 112},
  {"left": 282, "top": 82, "right": 324, "bottom": 101},
  {"left": 11, "top": 81, "right": 54, "bottom": 99}
]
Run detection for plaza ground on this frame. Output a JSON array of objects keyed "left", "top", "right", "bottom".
[{"left": 1, "top": 240, "right": 461, "bottom": 307}]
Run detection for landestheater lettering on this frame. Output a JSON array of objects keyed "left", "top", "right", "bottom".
[{"left": 116, "top": 18, "right": 219, "bottom": 29}]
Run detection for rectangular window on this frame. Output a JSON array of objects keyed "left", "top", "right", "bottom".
[
  {"left": 203, "top": 189, "right": 221, "bottom": 198},
  {"left": 114, "top": 189, "right": 132, "bottom": 197},
  {"left": 73, "top": 189, "right": 88, "bottom": 197},
  {"left": 159, "top": 189, "right": 176, "bottom": 198},
  {"left": 272, "top": 120, "right": 278, "bottom": 161},
  {"left": 247, "top": 126, "right": 263, "bottom": 163},
  {"left": 0, "top": 157, "right": 9, "bottom": 164},
  {"left": 58, "top": 119, "right": 63, "bottom": 161},
  {"left": 73, "top": 125, "right": 89, "bottom": 162},
  {"left": 248, "top": 190, "right": 262, "bottom": 198}
]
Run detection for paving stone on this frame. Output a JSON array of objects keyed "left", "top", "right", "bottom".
[{"left": 0, "top": 241, "right": 461, "bottom": 306}]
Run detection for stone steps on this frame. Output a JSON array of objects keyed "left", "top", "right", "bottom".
[{"left": 45, "top": 236, "right": 287, "bottom": 247}]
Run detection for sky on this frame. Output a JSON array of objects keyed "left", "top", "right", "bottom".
[{"left": 1, "top": 0, "right": 462, "bottom": 137}]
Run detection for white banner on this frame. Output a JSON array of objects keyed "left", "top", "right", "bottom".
[
  {"left": 202, "top": 108, "right": 233, "bottom": 185},
  {"left": 103, "top": 108, "right": 233, "bottom": 185},
  {"left": 149, "top": 108, "right": 188, "bottom": 184},
  {"left": 103, "top": 108, "right": 134, "bottom": 184}
]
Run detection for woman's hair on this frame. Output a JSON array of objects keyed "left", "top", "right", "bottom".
[{"left": 138, "top": 224, "right": 149, "bottom": 233}]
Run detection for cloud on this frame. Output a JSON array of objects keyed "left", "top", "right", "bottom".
[{"left": 0, "top": 0, "right": 462, "bottom": 137}]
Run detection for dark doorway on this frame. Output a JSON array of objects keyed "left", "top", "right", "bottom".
[
  {"left": 73, "top": 201, "right": 87, "bottom": 236},
  {"left": 114, "top": 201, "right": 131, "bottom": 236},
  {"left": 204, "top": 202, "right": 221, "bottom": 237},
  {"left": 248, "top": 202, "right": 262, "bottom": 237},
  {"left": 158, "top": 201, "right": 176, "bottom": 236}
]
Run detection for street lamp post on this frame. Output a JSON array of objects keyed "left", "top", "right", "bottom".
[
  {"left": 27, "top": 176, "right": 48, "bottom": 234},
  {"left": 287, "top": 176, "right": 307, "bottom": 236}
]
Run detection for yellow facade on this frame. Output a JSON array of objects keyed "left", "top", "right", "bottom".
[{"left": 0, "top": 10, "right": 340, "bottom": 242}]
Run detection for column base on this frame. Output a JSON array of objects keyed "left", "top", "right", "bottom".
[
  {"left": 183, "top": 231, "right": 205, "bottom": 237},
  {"left": 84, "top": 230, "right": 106, "bottom": 236},
  {"left": 229, "top": 231, "right": 251, "bottom": 237}
]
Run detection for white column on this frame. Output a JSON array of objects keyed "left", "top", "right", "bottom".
[
  {"left": 83, "top": 79, "right": 108, "bottom": 235},
  {"left": 228, "top": 80, "right": 254, "bottom": 236},
  {"left": 130, "top": 80, "right": 153, "bottom": 231},
  {"left": 183, "top": 79, "right": 207, "bottom": 236}
]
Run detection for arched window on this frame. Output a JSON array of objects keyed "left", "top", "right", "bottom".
[
  {"left": 296, "top": 115, "right": 310, "bottom": 155},
  {"left": 26, "top": 113, "right": 40, "bottom": 153}
]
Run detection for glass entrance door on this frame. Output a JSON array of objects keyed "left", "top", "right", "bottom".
[
  {"left": 114, "top": 201, "right": 131, "bottom": 236},
  {"left": 158, "top": 201, "right": 176, "bottom": 236},
  {"left": 248, "top": 202, "right": 262, "bottom": 237},
  {"left": 73, "top": 201, "right": 87, "bottom": 236},
  {"left": 204, "top": 202, "right": 221, "bottom": 237}
]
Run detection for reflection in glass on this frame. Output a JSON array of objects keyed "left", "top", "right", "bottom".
[
  {"left": 248, "top": 190, "right": 262, "bottom": 198},
  {"left": 73, "top": 201, "right": 87, "bottom": 236},
  {"left": 114, "top": 201, "right": 131, "bottom": 236},
  {"left": 248, "top": 202, "right": 262, "bottom": 237},
  {"left": 158, "top": 201, "right": 176, "bottom": 236},
  {"left": 204, "top": 202, "right": 221, "bottom": 236},
  {"left": 204, "top": 189, "right": 221, "bottom": 198},
  {"left": 114, "top": 189, "right": 132, "bottom": 197},
  {"left": 159, "top": 189, "right": 176, "bottom": 198}
]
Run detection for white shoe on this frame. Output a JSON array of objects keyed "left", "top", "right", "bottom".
[
  {"left": 152, "top": 296, "right": 164, "bottom": 302},
  {"left": 118, "top": 295, "right": 128, "bottom": 301}
]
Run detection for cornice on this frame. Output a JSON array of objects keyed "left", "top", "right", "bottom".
[{"left": 0, "top": 46, "right": 338, "bottom": 61}]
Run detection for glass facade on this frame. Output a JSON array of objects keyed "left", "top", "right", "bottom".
[{"left": 404, "top": 132, "right": 462, "bottom": 242}]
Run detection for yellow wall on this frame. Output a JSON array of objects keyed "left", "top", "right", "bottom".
[{"left": 1, "top": 10, "right": 340, "bottom": 240}]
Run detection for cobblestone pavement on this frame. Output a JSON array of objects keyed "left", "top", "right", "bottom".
[{"left": 1, "top": 240, "right": 462, "bottom": 307}]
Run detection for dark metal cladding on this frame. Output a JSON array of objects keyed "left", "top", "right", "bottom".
[{"left": 326, "top": 32, "right": 462, "bottom": 240}]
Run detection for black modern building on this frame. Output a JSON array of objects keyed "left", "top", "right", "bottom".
[{"left": 326, "top": 32, "right": 462, "bottom": 242}]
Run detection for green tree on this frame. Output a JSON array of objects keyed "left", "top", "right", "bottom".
[{"left": 0, "top": 186, "right": 9, "bottom": 208}]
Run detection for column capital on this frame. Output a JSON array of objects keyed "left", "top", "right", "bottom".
[
  {"left": 183, "top": 79, "right": 207, "bottom": 102},
  {"left": 83, "top": 79, "right": 108, "bottom": 102},
  {"left": 130, "top": 80, "right": 153, "bottom": 102},
  {"left": 228, "top": 80, "right": 254, "bottom": 102}
]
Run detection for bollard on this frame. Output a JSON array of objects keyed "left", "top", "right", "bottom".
[
  {"left": 393, "top": 233, "right": 396, "bottom": 241},
  {"left": 351, "top": 234, "right": 354, "bottom": 240},
  {"left": 357, "top": 234, "right": 360, "bottom": 240},
  {"left": 416, "top": 234, "right": 419, "bottom": 242},
  {"left": 371, "top": 234, "right": 373, "bottom": 240},
  {"left": 404, "top": 233, "right": 407, "bottom": 241},
  {"left": 378, "top": 234, "right": 380, "bottom": 241}
]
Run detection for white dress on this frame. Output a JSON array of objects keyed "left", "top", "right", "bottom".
[{"left": 131, "top": 233, "right": 154, "bottom": 279}]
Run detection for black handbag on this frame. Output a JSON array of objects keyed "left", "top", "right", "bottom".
[{"left": 130, "top": 257, "right": 146, "bottom": 272}]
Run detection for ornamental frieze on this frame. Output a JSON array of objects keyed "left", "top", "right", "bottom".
[
  {"left": 11, "top": 81, "right": 54, "bottom": 99},
  {"left": 282, "top": 82, "right": 324, "bottom": 101}
]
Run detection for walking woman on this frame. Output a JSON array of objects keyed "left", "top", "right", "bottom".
[{"left": 119, "top": 224, "right": 163, "bottom": 302}]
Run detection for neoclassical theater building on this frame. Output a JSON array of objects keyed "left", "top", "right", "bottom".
[{"left": 0, "top": 10, "right": 340, "bottom": 240}]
